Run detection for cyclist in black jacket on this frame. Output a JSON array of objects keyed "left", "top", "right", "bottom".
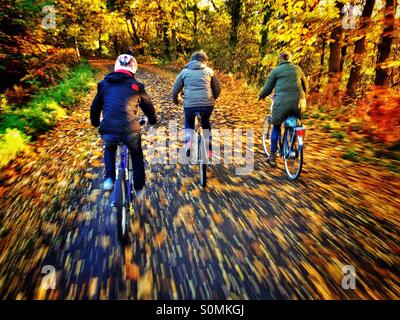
[{"left": 90, "top": 54, "right": 157, "bottom": 196}]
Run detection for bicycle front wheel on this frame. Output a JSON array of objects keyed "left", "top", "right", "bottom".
[
  {"left": 262, "top": 116, "right": 272, "bottom": 157},
  {"left": 283, "top": 129, "right": 303, "bottom": 181},
  {"left": 199, "top": 163, "right": 207, "bottom": 187}
]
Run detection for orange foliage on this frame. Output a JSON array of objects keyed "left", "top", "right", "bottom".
[
  {"left": 322, "top": 76, "right": 344, "bottom": 111},
  {"left": 354, "top": 86, "right": 400, "bottom": 144}
]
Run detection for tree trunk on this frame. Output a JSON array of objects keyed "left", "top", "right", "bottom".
[
  {"left": 374, "top": 0, "right": 396, "bottom": 86},
  {"left": 345, "top": 0, "right": 376, "bottom": 100},
  {"left": 171, "top": 26, "right": 177, "bottom": 62},
  {"left": 129, "top": 19, "right": 141, "bottom": 46},
  {"left": 125, "top": 19, "right": 135, "bottom": 44},
  {"left": 227, "top": 0, "right": 242, "bottom": 48},
  {"left": 162, "top": 20, "right": 170, "bottom": 60},
  {"left": 320, "top": 35, "right": 326, "bottom": 67},
  {"left": 259, "top": 4, "right": 272, "bottom": 57},
  {"left": 315, "top": 34, "right": 326, "bottom": 91},
  {"left": 340, "top": 37, "right": 347, "bottom": 73},
  {"left": 328, "top": 2, "right": 344, "bottom": 93},
  {"left": 193, "top": 4, "right": 199, "bottom": 50},
  {"left": 113, "top": 35, "right": 119, "bottom": 55},
  {"left": 125, "top": 17, "right": 145, "bottom": 55},
  {"left": 328, "top": 31, "right": 342, "bottom": 74},
  {"left": 98, "top": 31, "right": 102, "bottom": 55},
  {"left": 74, "top": 35, "right": 80, "bottom": 61},
  {"left": 254, "top": 4, "right": 273, "bottom": 84}
]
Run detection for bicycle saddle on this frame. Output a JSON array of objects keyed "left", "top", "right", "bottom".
[{"left": 284, "top": 116, "right": 302, "bottom": 128}]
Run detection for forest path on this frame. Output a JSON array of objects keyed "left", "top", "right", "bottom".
[{"left": 0, "top": 59, "right": 399, "bottom": 300}]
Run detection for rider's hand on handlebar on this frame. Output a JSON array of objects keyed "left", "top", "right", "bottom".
[
  {"left": 173, "top": 94, "right": 183, "bottom": 105},
  {"left": 174, "top": 97, "right": 182, "bottom": 105},
  {"left": 139, "top": 116, "right": 148, "bottom": 126}
]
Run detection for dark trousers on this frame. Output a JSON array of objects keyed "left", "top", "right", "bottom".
[
  {"left": 184, "top": 106, "right": 213, "bottom": 150},
  {"left": 271, "top": 125, "right": 281, "bottom": 154},
  {"left": 101, "top": 132, "right": 145, "bottom": 191}
]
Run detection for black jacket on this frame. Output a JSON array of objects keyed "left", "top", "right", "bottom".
[{"left": 90, "top": 71, "right": 157, "bottom": 134}]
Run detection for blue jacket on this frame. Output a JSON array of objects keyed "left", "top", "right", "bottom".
[{"left": 90, "top": 71, "right": 157, "bottom": 134}]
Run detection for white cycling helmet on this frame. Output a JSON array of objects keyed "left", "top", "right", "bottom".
[{"left": 114, "top": 54, "right": 138, "bottom": 74}]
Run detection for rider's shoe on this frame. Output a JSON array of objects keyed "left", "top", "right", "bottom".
[
  {"left": 103, "top": 178, "right": 114, "bottom": 191},
  {"left": 185, "top": 141, "right": 192, "bottom": 157},
  {"left": 268, "top": 153, "right": 277, "bottom": 167},
  {"left": 207, "top": 149, "right": 212, "bottom": 160},
  {"left": 135, "top": 187, "right": 146, "bottom": 202}
]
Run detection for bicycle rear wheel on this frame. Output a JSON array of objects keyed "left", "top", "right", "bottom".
[
  {"left": 262, "top": 115, "right": 272, "bottom": 157},
  {"left": 198, "top": 133, "right": 207, "bottom": 187},
  {"left": 113, "top": 172, "right": 129, "bottom": 242},
  {"left": 283, "top": 129, "right": 303, "bottom": 180}
]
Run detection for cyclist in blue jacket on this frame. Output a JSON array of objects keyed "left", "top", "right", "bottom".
[{"left": 90, "top": 54, "right": 157, "bottom": 197}]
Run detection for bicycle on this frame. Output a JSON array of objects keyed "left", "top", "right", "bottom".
[
  {"left": 111, "top": 117, "right": 147, "bottom": 242},
  {"left": 187, "top": 113, "right": 209, "bottom": 187},
  {"left": 262, "top": 96, "right": 306, "bottom": 180}
]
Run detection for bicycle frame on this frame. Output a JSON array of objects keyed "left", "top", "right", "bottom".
[
  {"left": 113, "top": 145, "right": 133, "bottom": 205},
  {"left": 283, "top": 128, "right": 295, "bottom": 159},
  {"left": 110, "top": 116, "right": 147, "bottom": 241},
  {"left": 111, "top": 144, "right": 132, "bottom": 241},
  {"left": 193, "top": 113, "right": 208, "bottom": 187},
  {"left": 266, "top": 96, "right": 305, "bottom": 158},
  {"left": 195, "top": 114, "right": 208, "bottom": 164},
  {"left": 262, "top": 96, "right": 305, "bottom": 180}
]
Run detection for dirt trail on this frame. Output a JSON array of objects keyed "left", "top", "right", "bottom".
[{"left": 0, "top": 60, "right": 399, "bottom": 300}]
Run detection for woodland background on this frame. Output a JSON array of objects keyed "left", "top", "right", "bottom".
[{"left": 0, "top": 0, "right": 399, "bottom": 167}]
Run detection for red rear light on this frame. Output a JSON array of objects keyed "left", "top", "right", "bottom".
[{"left": 296, "top": 127, "right": 306, "bottom": 138}]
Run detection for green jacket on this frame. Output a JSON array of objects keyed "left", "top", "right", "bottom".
[{"left": 259, "top": 61, "right": 308, "bottom": 125}]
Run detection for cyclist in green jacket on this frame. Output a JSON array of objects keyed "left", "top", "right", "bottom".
[{"left": 259, "top": 52, "right": 308, "bottom": 166}]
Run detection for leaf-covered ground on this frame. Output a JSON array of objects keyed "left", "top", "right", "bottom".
[{"left": 0, "top": 60, "right": 399, "bottom": 300}]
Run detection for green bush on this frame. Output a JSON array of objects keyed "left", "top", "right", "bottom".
[
  {"left": 0, "top": 61, "right": 94, "bottom": 136},
  {"left": 22, "top": 101, "right": 67, "bottom": 135},
  {"left": 0, "top": 128, "right": 30, "bottom": 168},
  {"left": 0, "top": 61, "right": 95, "bottom": 168},
  {"left": 0, "top": 113, "right": 27, "bottom": 133},
  {"left": 322, "top": 123, "right": 331, "bottom": 132},
  {"left": 331, "top": 131, "right": 345, "bottom": 140},
  {"left": 342, "top": 148, "right": 361, "bottom": 162},
  {"left": 44, "top": 63, "right": 93, "bottom": 108}
]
